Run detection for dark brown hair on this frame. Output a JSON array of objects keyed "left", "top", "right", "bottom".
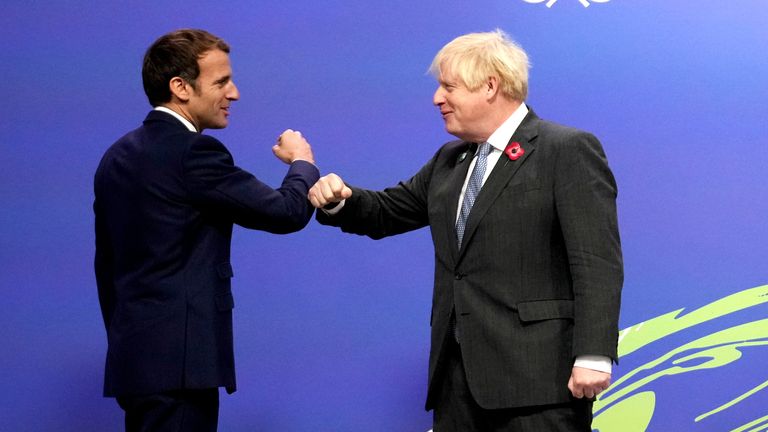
[{"left": 142, "top": 29, "right": 230, "bottom": 106}]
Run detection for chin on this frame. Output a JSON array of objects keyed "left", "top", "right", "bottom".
[{"left": 445, "top": 127, "right": 463, "bottom": 139}]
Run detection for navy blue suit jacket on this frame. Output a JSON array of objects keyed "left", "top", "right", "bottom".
[{"left": 94, "top": 110, "right": 319, "bottom": 397}]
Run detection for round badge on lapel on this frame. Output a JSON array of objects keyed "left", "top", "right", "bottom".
[{"left": 504, "top": 142, "right": 525, "bottom": 161}]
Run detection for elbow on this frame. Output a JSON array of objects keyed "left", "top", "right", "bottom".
[
  {"left": 269, "top": 207, "right": 314, "bottom": 234},
  {"left": 273, "top": 220, "right": 310, "bottom": 234}
]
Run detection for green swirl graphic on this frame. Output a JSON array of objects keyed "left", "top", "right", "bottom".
[{"left": 592, "top": 285, "right": 768, "bottom": 431}]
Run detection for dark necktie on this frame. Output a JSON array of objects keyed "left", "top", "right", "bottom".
[{"left": 456, "top": 142, "right": 491, "bottom": 248}]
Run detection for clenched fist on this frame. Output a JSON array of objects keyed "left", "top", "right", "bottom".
[
  {"left": 568, "top": 367, "right": 611, "bottom": 399},
  {"left": 273, "top": 129, "right": 314, "bottom": 164},
  {"left": 308, "top": 173, "right": 352, "bottom": 208}
]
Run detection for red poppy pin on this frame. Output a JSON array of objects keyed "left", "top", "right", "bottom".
[{"left": 504, "top": 142, "right": 525, "bottom": 161}]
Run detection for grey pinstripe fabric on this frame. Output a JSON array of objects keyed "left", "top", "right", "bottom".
[{"left": 316, "top": 110, "right": 623, "bottom": 412}]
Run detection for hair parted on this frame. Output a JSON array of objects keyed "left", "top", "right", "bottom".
[
  {"left": 429, "top": 29, "right": 530, "bottom": 101},
  {"left": 142, "top": 29, "right": 230, "bottom": 107}
]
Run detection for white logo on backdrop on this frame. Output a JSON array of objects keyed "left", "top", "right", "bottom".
[{"left": 522, "top": 0, "right": 610, "bottom": 7}]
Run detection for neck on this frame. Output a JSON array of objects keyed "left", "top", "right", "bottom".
[
  {"left": 474, "top": 99, "right": 522, "bottom": 142},
  {"left": 161, "top": 102, "right": 200, "bottom": 131}
]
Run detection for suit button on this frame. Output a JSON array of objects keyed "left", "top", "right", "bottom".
[{"left": 454, "top": 273, "right": 463, "bottom": 280}]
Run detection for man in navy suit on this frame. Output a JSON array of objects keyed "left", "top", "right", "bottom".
[
  {"left": 94, "top": 29, "right": 320, "bottom": 431},
  {"left": 308, "top": 30, "right": 622, "bottom": 431}
]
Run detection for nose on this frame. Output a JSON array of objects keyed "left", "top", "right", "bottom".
[
  {"left": 228, "top": 82, "right": 240, "bottom": 101},
  {"left": 433, "top": 87, "right": 445, "bottom": 106}
]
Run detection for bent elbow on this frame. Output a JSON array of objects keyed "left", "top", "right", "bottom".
[{"left": 269, "top": 207, "right": 314, "bottom": 234}]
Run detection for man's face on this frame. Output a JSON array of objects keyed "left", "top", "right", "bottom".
[
  {"left": 186, "top": 49, "right": 239, "bottom": 131},
  {"left": 433, "top": 66, "right": 489, "bottom": 142}
]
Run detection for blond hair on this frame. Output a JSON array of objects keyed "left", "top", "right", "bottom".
[{"left": 429, "top": 29, "right": 530, "bottom": 101}]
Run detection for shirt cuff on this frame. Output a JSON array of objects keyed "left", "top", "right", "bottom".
[
  {"left": 291, "top": 158, "right": 316, "bottom": 167},
  {"left": 321, "top": 199, "right": 346, "bottom": 215},
  {"left": 573, "top": 355, "right": 612, "bottom": 374}
]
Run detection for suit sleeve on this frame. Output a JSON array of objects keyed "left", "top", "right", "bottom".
[
  {"left": 93, "top": 197, "right": 115, "bottom": 330},
  {"left": 183, "top": 135, "right": 320, "bottom": 234},
  {"left": 553, "top": 132, "right": 623, "bottom": 363},
  {"left": 316, "top": 154, "right": 437, "bottom": 239}
]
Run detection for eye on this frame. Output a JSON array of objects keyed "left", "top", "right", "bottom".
[{"left": 215, "top": 77, "right": 231, "bottom": 87}]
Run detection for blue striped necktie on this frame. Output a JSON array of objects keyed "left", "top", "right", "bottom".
[{"left": 456, "top": 142, "right": 491, "bottom": 248}]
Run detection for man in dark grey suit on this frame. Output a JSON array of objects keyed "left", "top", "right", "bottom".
[
  {"left": 308, "top": 30, "right": 622, "bottom": 431},
  {"left": 94, "top": 29, "right": 319, "bottom": 431}
]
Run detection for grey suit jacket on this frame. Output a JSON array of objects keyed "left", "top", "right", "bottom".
[{"left": 317, "top": 110, "right": 623, "bottom": 410}]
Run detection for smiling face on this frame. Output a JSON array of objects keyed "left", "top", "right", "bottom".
[
  {"left": 185, "top": 49, "right": 239, "bottom": 131},
  {"left": 432, "top": 66, "right": 492, "bottom": 143}
]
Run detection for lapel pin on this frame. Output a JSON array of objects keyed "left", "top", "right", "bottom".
[
  {"left": 504, "top": 142, "right": 525, "bottom": 162},
  {"left": 457, "top": 150, "right": 468, "bottom": 163}
]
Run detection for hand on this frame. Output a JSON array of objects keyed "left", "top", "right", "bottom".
[
  {"left": 308, "top": 173, "right": 352, "bottom": 208},
  {"left": 273, "top": 129, "right": 314, "bottom": 164},
  {"left": 568, "top": 366, "right": 611, "bottom": 399}
]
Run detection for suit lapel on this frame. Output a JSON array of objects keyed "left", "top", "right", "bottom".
[{"left": 456, "top": 111, "right": 540, "bottom": 260}]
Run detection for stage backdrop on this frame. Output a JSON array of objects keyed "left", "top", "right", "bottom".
[{"left": 1, "top": 0, "right": 767, "bottom": 430}]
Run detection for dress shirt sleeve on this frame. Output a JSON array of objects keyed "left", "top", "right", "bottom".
[
  {"left": 322, "top": 199, "right": 346, "bottom": 215},
  {"left": 574, "top": 355, "right": 612, "bottom": 374}
]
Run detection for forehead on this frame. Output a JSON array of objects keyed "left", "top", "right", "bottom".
[
  {"left": 438, "top": 64, "right": 459, "bottom": 83},
  {"left": 197, "top": 49, "right": 232, "bottom": 77},
  {"left": 438, "top": 58, "right": 471, "bottom": 86}
]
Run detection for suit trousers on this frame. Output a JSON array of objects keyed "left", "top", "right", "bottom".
[
  {"left": 432, "top": 337, "right": 593, "bottom": 432},
  {"left": 117, "top": 388, "right": 219, "bottom": 432}
]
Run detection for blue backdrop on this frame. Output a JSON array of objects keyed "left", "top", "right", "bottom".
[{"left": 2, "top": 0, "right": 767, "bottom": 430}]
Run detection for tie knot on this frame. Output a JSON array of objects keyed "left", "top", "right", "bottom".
[{"left": 477, "top": 142, "right": 491, "bottom": 158}]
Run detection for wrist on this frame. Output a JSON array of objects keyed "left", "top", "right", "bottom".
[
  {"left": 322, "top": 199, "right": 346, "bottom": 215},
  {"left": 291, "top": 157, "right": 315, "bottom": 165}
]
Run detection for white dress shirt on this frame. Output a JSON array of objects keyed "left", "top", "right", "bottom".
[{"left": 455, "top": 103, "right": 529, "bottom": 221}]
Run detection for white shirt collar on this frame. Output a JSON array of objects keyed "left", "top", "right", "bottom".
[
  {"left": 154, "top": 106, "right": 197, "bottom": 132},
  {"left": 485, "top": 102, "right": 529, "bottom": 152}
]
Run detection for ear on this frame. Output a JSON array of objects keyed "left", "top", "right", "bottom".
[
  {"left": 168, "top": 77, "right": 192, "bottom": 102},
  {"left": 485, "top": 76, "right": 500, "bottom": 100}
]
